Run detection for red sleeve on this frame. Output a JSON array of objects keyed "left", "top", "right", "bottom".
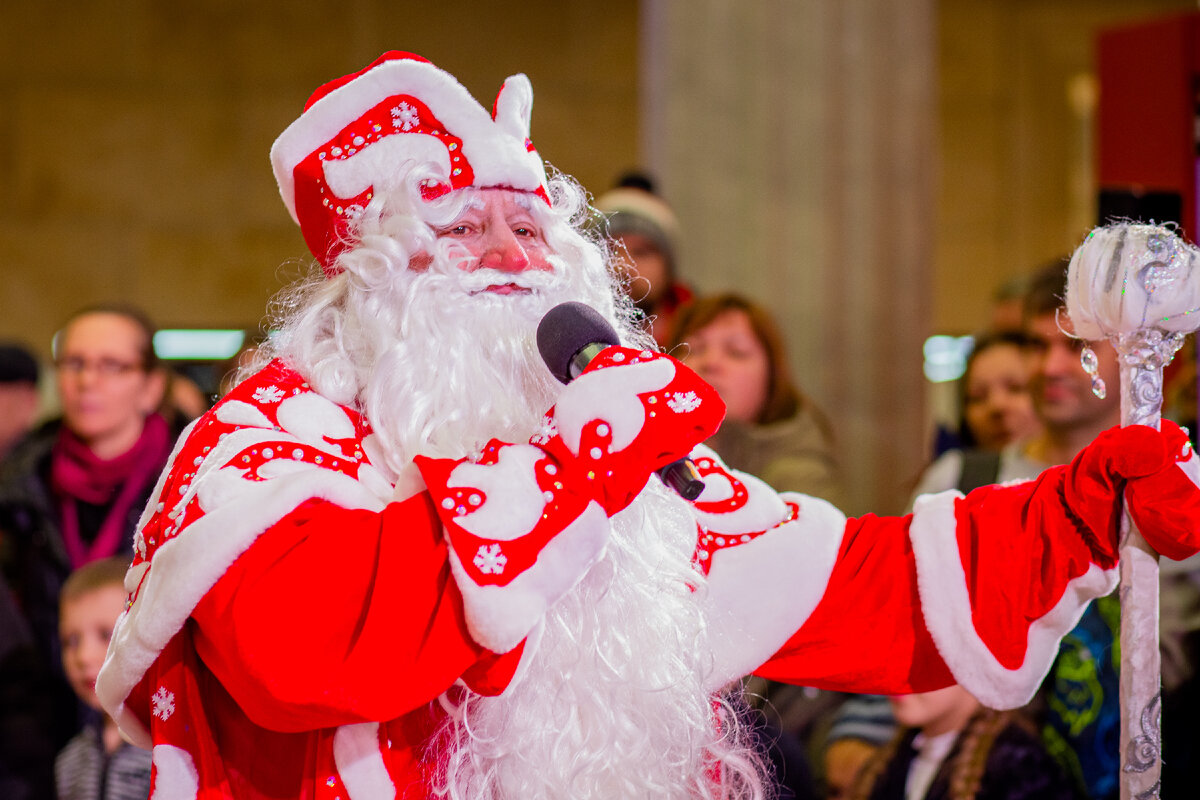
[
  {"left": 752, "top": 513, "right": 954, "bottom": 695},
  {"left": 192, "top": 492, "right": 522, "bottom": 733},
  {"left": 754, "top": 468, "right": 1118, "bottom": 709}
]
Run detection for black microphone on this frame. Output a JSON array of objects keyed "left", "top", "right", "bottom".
[{"left": 536, "top": 302, "right": 706, "bottom": 501}]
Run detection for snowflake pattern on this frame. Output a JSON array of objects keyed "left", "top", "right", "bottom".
[
  {"left": 252, "top": 385, "right": 285, "bottom": 405},
  {"left": 391, "top": 102, "right": 419, "bottom": 131},
  {"left": 666, "top": 391, "right": 702, "bottom": 414},
  {"left": 474, "top": 543, "right": 508, "bottom": 575},
  {"left": 529, "top": 415, "right": 558, "bottom": 445},
  {"left": 152, "top": 686, "right": 176, "bottom": 721}
]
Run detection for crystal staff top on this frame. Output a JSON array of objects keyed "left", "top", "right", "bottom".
[{"left": 1066, "top": 223, "right": 1200, "bottom": 340}]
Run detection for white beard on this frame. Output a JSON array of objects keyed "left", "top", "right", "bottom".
[
  {"left": 358, "top": 250, "right": 610, "bottom": 470},
  {"left": 269, "top": 185, "right": 766, "bottom": 799}
]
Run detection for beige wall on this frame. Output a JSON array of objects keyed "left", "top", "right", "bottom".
[
  {"left": 936, "top": 0, "right": 1197, "bottom": 335},
  {"left": 0, "top": 1, "right": 639, "bottom": 358},
  {"left": 643, "top": 0, "right": 936, "bottom": 515}
]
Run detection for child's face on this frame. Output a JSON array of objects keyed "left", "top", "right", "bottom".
[
  {"left": 888, "top": 685, "right": 980, "bottom": 738},
  {"left": 60, "top": 585, "right": 126, "bottom": 711}
]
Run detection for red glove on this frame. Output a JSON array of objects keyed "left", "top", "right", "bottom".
[
  {"left": 1123, "top": 420, "right": 1200, "bottom": 561},
  {"left": 1063, "top": 421, "right": 1200, "bottom": 563},
  {"left": 414, "top": 346, "right": 723, "bottom": 583},
  {"left": 411, "top": 347, "right": 724, "bottom": 653},
  {"left": 538, "top": 346, "right": 725, "bottom": 514}
]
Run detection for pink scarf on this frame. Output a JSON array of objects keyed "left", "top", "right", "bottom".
[{"left": 50, "top": 413, "right": 172, "bottom": 568}]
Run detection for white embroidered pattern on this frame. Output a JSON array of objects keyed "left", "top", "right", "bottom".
[
  {"left": 391, "top": 102, "right": 419, "bottom": 131},
  {"left": 252, "top": 385, "right": 285, "bottom": 404},
  {"left": 666, "top": 391, "right": 701, "bottom": 414},
  {"left": 474, "top": 543, "right": 508, "bottom": 575},
  {"left": 152, "top": 686, "right": 176, "bottom": 721}
]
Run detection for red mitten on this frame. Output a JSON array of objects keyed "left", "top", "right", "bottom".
[
  {"left": 415, "top": 439, "right": 611, "bottom": 653},
  {"left": 411, "top": 348, "right": 723, "bottom": 652},
  {"left": 539, "top": 346, "right": 725, "bottom": 514},
  {"left": 1123, "top": 420, "right": 1200, "bottom": 561},
  {"left": 1061, "top": 423, "right": 1180, "bottom": 564}
]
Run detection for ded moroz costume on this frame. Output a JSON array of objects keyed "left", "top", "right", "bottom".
[{"left": 98, "top": 52, "right": 1200, "bottom": 799}]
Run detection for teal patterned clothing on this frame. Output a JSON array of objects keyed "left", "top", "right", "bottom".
[{"left": 1042, "top": 593, "right": 1120, "bottom": 800}]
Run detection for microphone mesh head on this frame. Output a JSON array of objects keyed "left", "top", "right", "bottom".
[{"left": 536, "top": 302, "right": 621, "bottom": 383}]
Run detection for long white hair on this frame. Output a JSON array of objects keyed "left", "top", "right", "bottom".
[{"left": 253, "top": 165, "right": 769, "bottom": 799}]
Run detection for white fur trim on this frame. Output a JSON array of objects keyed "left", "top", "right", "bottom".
[
  {"left": 447, "top": 501, "right": 610, "bottom": 654},
  {"left": 555, "top": 358, "right": 676, "bottom": 455},
  {"left": 700, "top": 493, "right": 847, "bottom": 690},
  {"left": 271, "top": 57, "right": 545, "bottom": 222},
  {"left": 150, "top": 744, "right": 200, "bottom": 800},
  {"left": 334, "top": 722, "right": 396, "bottom": 799},
  {"left": 910, "top": 490, "right": 1119, "bottom": 709}
]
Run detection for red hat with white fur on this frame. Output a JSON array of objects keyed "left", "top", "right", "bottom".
[{"left": 270, "top": 51, "right": 550, "bottom": 274}]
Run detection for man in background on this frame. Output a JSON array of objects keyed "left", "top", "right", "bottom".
[{"left": 595, "top": 182, "right": 693, "bottom": 347}]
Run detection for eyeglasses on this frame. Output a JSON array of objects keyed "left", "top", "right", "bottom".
[{"left": 55, "top": 356, "right": 144, "bottom": 378}]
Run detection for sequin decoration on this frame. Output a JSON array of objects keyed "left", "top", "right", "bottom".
[{"left": 1081, "top": 345, "right": 1107, "bottom": 399}]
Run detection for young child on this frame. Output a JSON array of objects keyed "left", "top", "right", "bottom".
[
  {"left": 55, "top": 556, "right": 151, "bottom": 800},
  {"left": 847, "top": 685, "right": 1077, "bottom": 800}
]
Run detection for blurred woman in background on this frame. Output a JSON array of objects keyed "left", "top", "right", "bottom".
[
  {"left": 671, "top": 292, "right": 843, "bottom": 507},
  {"left": 912, "top": 331, "right": 1042, "bottom": 498}
]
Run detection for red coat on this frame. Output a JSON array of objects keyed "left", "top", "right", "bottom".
[{"left": 97, "top": 356, "right": 1124, "bottom": 799}]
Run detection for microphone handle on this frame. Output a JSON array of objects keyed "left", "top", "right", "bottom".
[
  {"left": 568, "top": 342, "right": 611, "bottom": 380},
  {"left": 657, "top": 457, "right": 705, "bottom": 501}
]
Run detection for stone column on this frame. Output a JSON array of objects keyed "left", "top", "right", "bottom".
[{"left": 642, "top": 0, "right": 936, "bottom": 515}]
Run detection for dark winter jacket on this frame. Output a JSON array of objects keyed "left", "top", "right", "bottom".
[
  {"left": 0, "top": 419, "right": 164, "bottom": 749},
  {"left": 857, "top": 711, "right": 1079, "bottom": 800}
]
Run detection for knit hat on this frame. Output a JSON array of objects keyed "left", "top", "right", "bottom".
[
  {"left": 271, "top": 51, "right": 550, "bottom": 273},
  {"left": 594, "top": 187, "right": 680, "bottom": 267},
  {"left": 0, "top": 343, "right": 39, "bottom": 385}
]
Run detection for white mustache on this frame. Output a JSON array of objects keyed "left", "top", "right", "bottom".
[{"left": 456, "top": 266, "right": 559, "bottom": 293}]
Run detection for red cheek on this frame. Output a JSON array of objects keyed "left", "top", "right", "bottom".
[{"left": 408, "top": 252, "right": 433, "bottom": 272}]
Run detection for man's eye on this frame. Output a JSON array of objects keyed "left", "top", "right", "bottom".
[{"left": 513, "top": 226, "right": 536, "bottom": 237}]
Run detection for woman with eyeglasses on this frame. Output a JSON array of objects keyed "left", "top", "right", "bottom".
[{"left": 0, "top": 304, "right": 172, "bottom": 775}]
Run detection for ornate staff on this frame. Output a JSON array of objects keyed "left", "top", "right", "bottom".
[{"left": 1066, "top": 222, "right": 1200, "bottom": 800}]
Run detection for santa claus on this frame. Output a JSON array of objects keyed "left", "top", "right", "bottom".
[{"left": 97, "top": 52, "right": 1200, "bottom": 800}]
